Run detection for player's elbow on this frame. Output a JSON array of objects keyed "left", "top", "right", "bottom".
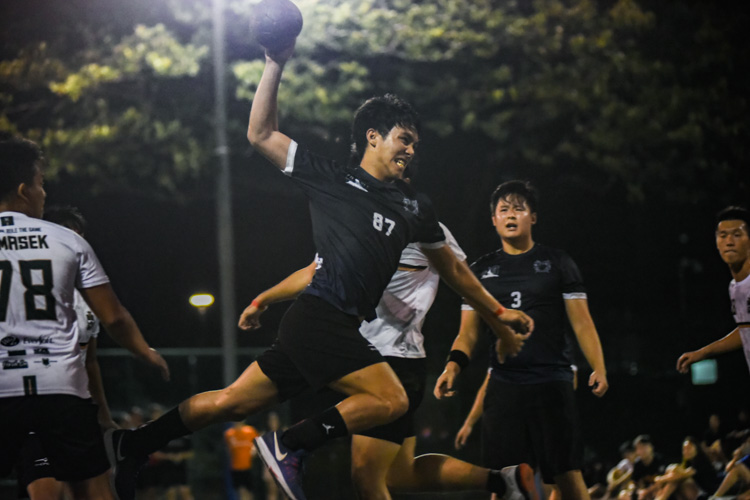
[{"left": 247, "top": 124, "right": 271, "bottom": 148}]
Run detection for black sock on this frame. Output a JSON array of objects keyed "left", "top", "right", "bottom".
[
  {"left": 123, "top": 407, "right": 192, "bottom": 457},
  {"left": 487, "top": 469, "right": 508, "bottom": 496},
  {"left": 281, "top": 406, "right": 348, "bottom": 452}
]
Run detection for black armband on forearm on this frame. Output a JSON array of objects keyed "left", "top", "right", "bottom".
[{"left": 447, "top": 350, "right": 470, "bottom": 370}]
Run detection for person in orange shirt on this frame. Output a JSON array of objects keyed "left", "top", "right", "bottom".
[{"left": 225, "top": 421, "right": 259, "bottom": 500}]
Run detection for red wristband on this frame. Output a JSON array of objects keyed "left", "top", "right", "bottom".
[
  {"left": 494, "top": 305, "right": 506, "bottom": 317},
  {"left": 251, "top": 299, "right": 262, "bottom": 308}
]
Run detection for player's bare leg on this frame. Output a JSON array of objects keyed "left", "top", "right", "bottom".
[
  {"left": 327, "top": 362, "right": 409, "bottom": 432},
  {"left": 67, "top": 473, "right": 116, "bottom": 500},
  {"left": 554, "top": 470, "right": 590, "bottom": 500},
  {"left": 387, "top": 436, "right": 488, "bottom": 491},
  {"left": 178, "top": 362, "right": 280, "bottom": 429},
  {"left": 351, "top": 435, "right": 401, "bottom": 500},
  {"left": 26, "top": 477, "right": 66, "bottom": 500}
]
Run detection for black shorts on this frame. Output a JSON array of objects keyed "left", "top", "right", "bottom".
[
  {"left": 0, "top": 395, "right": 109, "bottom": 482},
  {"left": 231, "top": 469, "right": 253, "bottom": 490},
  {"left": 356, "top": 357, "right": 426, "bottom": 444},
  {"left": 15, "top": 432, "right": 54, "bottom": 497},
  {"left": 256, "top": 294, "right": 385, "bottom": 401},
  {"left": 481, "top": 378, "right": 583, "bottom": 483}
]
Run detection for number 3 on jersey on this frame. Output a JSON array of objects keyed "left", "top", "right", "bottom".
[
  {"left": 0, "top": 260, "right": 56, "bottom": 321},
  {"left": 510, "top": 291, "right": 522, "bottom": 308},
  {"left": 373, "top": 212, "right": 395, "bottom": 236}
]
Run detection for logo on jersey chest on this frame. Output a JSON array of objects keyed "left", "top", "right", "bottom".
[
  {"left": 533, "top": 260, "right": 552, "bottom": 273},
  {"left": 344, "top": 174, "right": 369, "bottom": 192},
  {"left": 402, "top": 198, "right": 419, "bottom": 215},
  {"left": 481, "top": 266, "right": 500, "bottom": 279},
  {"left": 1, "top": 336, "right": 20, "bottom": 347},
  {"left": 1, "top": 216, "right": 14, "bottom": 226}
]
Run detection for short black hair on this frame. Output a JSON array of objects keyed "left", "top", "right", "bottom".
[
  {"left": 717, "top": 206, "right": 750, "bottom": 232},
  {"left": 633, "top": 434, "right": 652, "bottom": 446},
  {"left": 619, "top": 440, "right": 635, "bottom": 455},
  {"left": 490, "top": 180, "right": 538, "bottom": 214},
  {"left": 44, "top": 205, "right": 87, "bottom": 235},
  {"left": 349, "top": 94, "right": 420, "bottom": 165},
  {"left": 0, "top": 136, "right": 45, "bottom": 202}
]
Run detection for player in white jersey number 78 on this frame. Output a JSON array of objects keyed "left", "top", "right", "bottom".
[
  {"left": 0, "top": 136, "right": 169, "bottom": 499},
  {"left": 677, "top": 206, "right": 750, "bottom": 377}
]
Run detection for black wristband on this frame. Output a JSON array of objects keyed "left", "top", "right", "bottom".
[{"left": 447, "top": 350, "right": 470, "bottom": 370}]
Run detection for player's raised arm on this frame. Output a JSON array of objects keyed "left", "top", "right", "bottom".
[
  {"left": 246, "top": 44, "right": 296, "bottom": 170},
  {"left": 239, "top": 260, "right": 317, "bottom": 330},
  {"left": 80, "top": 283, "right": 170, "bottom": 381},
  {"left": 676, "top": 327, "right": 743, "bottom": 373}
]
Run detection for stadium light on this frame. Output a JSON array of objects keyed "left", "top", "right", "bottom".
[{"left": 189, "top": 293, "right": 215, "bottom": 308}]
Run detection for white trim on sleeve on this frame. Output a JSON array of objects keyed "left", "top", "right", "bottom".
[
  {"left": 418, "top": 240, "right": 446, "bottom": 250},
  {"left": 563, "top": 292, "right": 587, "bottom": 300},
  {"left": 283, "top": 141, "right": 298, "bottom": 176}
]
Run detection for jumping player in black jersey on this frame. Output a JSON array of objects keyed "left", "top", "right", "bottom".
[
  {"left": 106, "top": 42, "right": 533, "bottom": 500},
  {"left": 435, "top": 180, "right": 608, "bottom": 500}
]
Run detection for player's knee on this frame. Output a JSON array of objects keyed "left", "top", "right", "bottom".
[{"left": 381, "top": 385, "right": 408, "bottom": 422}]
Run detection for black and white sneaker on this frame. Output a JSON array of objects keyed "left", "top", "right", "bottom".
[
  {"left": 104, "top": 428, "right": 147, "bottom": 500},
  {"left": 499, "top": 463, "right": 538, "bottom": 500}
]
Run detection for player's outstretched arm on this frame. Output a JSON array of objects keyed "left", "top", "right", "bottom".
[
  {"left": 676, "top": 327, "right": 742, "bottom": 373},
  {"left": 84, "top": 338, "right": 118, "bottom": 429},
  {"left": 455, "top": 371, "right": 489, "bottom": 450},
  {"left": 246, "top": 44, "right": 296, "bottom": 170},
  {"left": 80, "top": 283, "right": 170, "bottom": 381},
  {"left": 565, "top": 298, "right": 608, "bottom": 397},
  {"left": 238, "top": 260, "right": 316, "bottom": 330}
]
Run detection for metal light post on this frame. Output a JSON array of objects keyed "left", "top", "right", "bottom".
[{"left": 211, "top": 0, "right": 237, "bottom": 386}]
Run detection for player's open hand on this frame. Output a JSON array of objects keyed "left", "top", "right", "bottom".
[
  {"left": 434, "top": 364, "right": 460, "bottom": 400},
  {"left": 455, "top": 423, "right": 474, "bottom": 450},
  {"left": 497, "top": 308, "right": 534, "bottom": 334},
  {"left": 589, "top": 370, "right": 608, "bottom": 397},
  {"left": 238, "top": 301, "right": 268, "bottom": 330},
  {"left": 145, "top": 348, "right": 170, "bottom": 381},
  {"left": 676, "top": 350, "right": 702, "bottom": 373}
]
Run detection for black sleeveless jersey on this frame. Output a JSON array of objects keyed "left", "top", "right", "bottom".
[
  {"left": 468, "top": 244, "right": 586, "bottom": 384},
  {"left": 284, "top": 142, "right": 445, "bottom": 319}
]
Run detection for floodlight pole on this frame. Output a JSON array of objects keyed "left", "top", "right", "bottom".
[{"left": 212, "top": 0, "right": 237, "bottom": 386}]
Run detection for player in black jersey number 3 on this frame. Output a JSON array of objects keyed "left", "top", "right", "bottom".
[{"left": 106, "top": 41, "right": 535, "bottom": 500}]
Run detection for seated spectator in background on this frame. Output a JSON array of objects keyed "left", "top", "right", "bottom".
[
  {"left": 702, "top": 414, "right": 726, "bottom": 466},
  {"left": 632, "top": 435, "right": 666, "bottom": 500},
  {"left": 711, "top": 436, "right": 750, "bottom": 500},
  {"left": 725, "top": 409, "right": 750, "bottom": 458},
  {"left": 652, "top": 436, "right": 719, "bottom": 500},
  {"left": 601, "top": 440, "right": 637, "bottom": 500}
]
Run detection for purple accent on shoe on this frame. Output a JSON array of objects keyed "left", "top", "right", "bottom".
[{"left": 254, "top": 431, "right": 308, "bottom": 500}]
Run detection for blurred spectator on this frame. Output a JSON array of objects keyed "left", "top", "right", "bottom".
[
  {"left": 600, "top": 440, "right": 637, "bottom": 500},
  {"left": 711, "top": 436, "right": 750, "bottom": 499},
  {"left": 702, "top": 414, "right": 726, "bottom": 466},
  {"left": 651, "top": 436, "right": 719, "bottom": 500},
  {"left": 224, "top": 421, "right": 259, "bottom": 500},
  {"left": 632, "top": 435, "right": 666, "bottom": 500}
]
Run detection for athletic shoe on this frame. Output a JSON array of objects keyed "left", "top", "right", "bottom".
[
  {"left": 254, "top": 431, "right": 307, "bottom": 500},
  {"left": 499, "top": 463, "right": 538, "bottom": 500},
  {"left": 104, "top": 428, "right": 147, "bottom": 500}
]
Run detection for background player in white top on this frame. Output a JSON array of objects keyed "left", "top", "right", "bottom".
[
  {"left": 0, "top": 136, "right": 169, "bottom": 499},
  {"left": 239, "top": 219, "right": 537, "bottom": 500},
  {"left": 677, "top": 206, "right": 750, "bottom": 376}
]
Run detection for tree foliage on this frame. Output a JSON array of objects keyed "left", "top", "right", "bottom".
[{"left": 0, "top": 0, "right": 746, "bottom": 202}]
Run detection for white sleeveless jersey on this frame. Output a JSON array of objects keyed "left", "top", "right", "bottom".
[
  {"left": 730, "top": 273, "right": 750, "bottom": 373},
  {"left": 0, "top": 212, "right": 109, "bottom": 398},
  {"left": 359, "top": 223, "right": 466, "bottom": 358}
]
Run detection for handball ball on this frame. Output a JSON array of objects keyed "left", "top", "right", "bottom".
[{"left": 251, "top": 0, "right": 303, "bottom": 51}]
